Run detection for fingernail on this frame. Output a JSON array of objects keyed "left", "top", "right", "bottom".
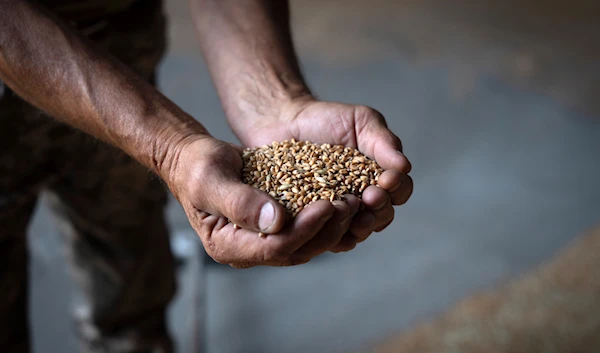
[{"left": 259, "top": 202, "right": 275, "bottom": 232}]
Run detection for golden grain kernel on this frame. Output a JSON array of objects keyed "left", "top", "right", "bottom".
[{"left": 242, "top": 140, "right": 383, "bottom": 216}]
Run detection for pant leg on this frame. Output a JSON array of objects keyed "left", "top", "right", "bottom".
[
  {"left": 48, "top": 3, "right": 176, "bottom": 351},
  {"left": 0, "top": 83, "right": 177, "bottom": 353},
  {"left": 47, "top": 143, "right": 176, "bottom": 353},
  {"left": 0, "top": 79, "right": 63, "bottom": 353},
  {"left": 0, "top": 199, "right": 37, "bottom": 353},
  {"left": 1, "top": 0, "right": 175, "bottom": 350}
]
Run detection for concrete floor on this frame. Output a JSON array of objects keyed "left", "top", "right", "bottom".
[{"left": 27, "top": 1, "right": 600, "bottom": 353}]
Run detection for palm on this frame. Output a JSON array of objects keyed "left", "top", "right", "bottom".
[
  {"left": 239, "top": 100, "right": 407, "bottom": 175},
  {"left": 233, "top": 99, "right": 412, "bottom": 253},
  {"left": 240, "top": 101, "right": 363, "bottom": 149}
]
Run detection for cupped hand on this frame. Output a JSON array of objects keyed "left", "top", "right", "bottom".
[
  {"left": 234, "top": 98, "right": 414, "bottom": 253},
  {"left": 165, "top": 136, "right": 360, "bottom": 268}
]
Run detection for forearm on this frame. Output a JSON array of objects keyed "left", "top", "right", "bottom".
[
  {"left": 190, "top": 0, "right": 311, "bottom": 130},
  {"left": 0, "top": 0, "right": 209, "bottom": 178}
]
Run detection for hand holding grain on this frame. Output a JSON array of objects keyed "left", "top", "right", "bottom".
[
  {"left": 235, "top": 99, "right": 414, "bottom": 253},
  {"left": 167, "top": 137, "right": 358, "bottom": 268}
]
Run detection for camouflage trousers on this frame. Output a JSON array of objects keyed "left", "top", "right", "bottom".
[{"left": 0, "top": 1, "right": 177, "bottom": 352}]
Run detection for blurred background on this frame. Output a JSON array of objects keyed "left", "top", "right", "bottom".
[{"left": 28, "top": 0, "right": 599, "bottom": 352}]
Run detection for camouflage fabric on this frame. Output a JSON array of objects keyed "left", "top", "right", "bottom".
[{"left": 0, "top": 1, "right": 178, "bottom": 352}]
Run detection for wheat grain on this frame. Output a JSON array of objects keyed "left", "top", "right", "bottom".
[{"left": 242, "top": 139, "right": 383, "bottom": 217}]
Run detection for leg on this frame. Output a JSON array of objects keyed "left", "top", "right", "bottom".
[
  {"left": 0, "top": 76, "right": 69, "bottom": 353},
  {"left": 0, "top": 199, "right": 37, "bottom": 353},
  {"left": 47, "top": 142, "right": 177, "bottom": 353},
  {"left": 1, "top": 71, "right": 175, "bottom": 353},
  {"left": 48, "top": 2, "right": 177, "bottom": 351},
  {"left": 1, "top": 0, "right": 176, "bottom": 350}
]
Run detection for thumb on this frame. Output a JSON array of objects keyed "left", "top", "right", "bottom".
[
  {"left": 357, "top": 109, "right": 412, "bottom": 173},
  {"left": 211, "top": 178, "right": 287, "bottom": 234},
  {"left": 176, "top": 137, "right": 287, "bottom": 234}
]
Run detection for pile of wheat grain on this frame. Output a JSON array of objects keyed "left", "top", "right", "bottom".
[{"left": 242, "top": 139, "right": 383, "bottom": 217}]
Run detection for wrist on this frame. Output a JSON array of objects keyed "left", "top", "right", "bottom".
[
  {"left": 224, "top": 80, "right": 314, "bottom": 124},
  {"left": 224, "top": 75, "right": 314, "bottom": 146},
  {"left": 224, "top": 71, "right": 313, "bottom": 125},
  {"left": 146, "top": 114, "right": 212, "bottom": 186}
]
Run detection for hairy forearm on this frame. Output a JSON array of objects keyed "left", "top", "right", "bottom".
[
  {"left": 0, "top": 0, "right": 209, "bottom": 178},
  {"left": 190, "top": 0, "right": 311, "bottom": 130}
]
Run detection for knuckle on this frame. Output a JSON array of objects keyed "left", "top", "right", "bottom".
[
  {"left": 341, "top": 222, "right": 352, "bottom": 237},
  {"left": 389, "top": 132, "right": 403, "bottom": 151},
  {"left": 357, "top": 231, "right": 373, "bottom": 242},
  {"left": 224, "top": 189, "right": 252, "bottom": 224},
  {"left": 393, "top": 192, "right": 411, "bottom": 205},
  {"left": 375, "top": 210, "right": 394, "bottom": 232},
  {"left": 203, "top": 239, "right": 227, "bottom": 264},
  {"left": 288, "top": 255, "right": 311, "bottom": 266},
  {"left": 263, "top": 246, "right": 290, "bottom": 264},
  {"left": 394, "top": 178, "right": 414, "bottom": 205},
  {"left": 381, "top": 206, "right": 394, "bottom": 223},
  {"left": 325, "top": 232, "right": 345, "bottom": 250},
  {"left": 206, "top": 251, "right": 226, "bottom": 265},
  {"left": 354, "top": 227, "right": 374, "bottom": 242},
  {"left": 230, "top": 262, "right": 254, "bottom": 269},
  {"left": 387, "top": 206, "right": 395, "bottom": 221},
  {"left": 357, "top": 105, "right": 386, "bottom": 123},
  {"left": 263, "top": 250, "right": 284, "bottom": 264}
]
